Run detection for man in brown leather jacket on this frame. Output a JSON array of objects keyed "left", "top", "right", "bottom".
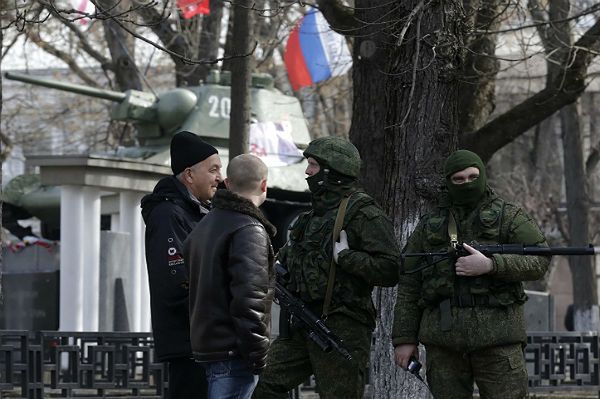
[{"left": 184, "top": 154, "right": 276, "bottom": 399}]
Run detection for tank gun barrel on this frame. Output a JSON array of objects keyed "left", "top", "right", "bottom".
[{"left": 4, "top": 72, "right": 127, "bottom": 102}]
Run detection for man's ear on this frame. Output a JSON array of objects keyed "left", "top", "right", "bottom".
[
  {"left": 224, "top": 177, "right": 232, "bottom": 190},
  {"left": 260, "top": 179, "right": 267, "bottom": 193},
  {"left": 183, "top": 168, "right": 194, "bottom": 184}
]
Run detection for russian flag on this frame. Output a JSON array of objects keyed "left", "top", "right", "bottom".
[{"left": 284, "top": 9, "right": 352, "bottom": 91}]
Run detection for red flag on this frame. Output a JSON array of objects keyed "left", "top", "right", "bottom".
[{"left": 177, "top": 0, "right": 210, "bottom": 19}]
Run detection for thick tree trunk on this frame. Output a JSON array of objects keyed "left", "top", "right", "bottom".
[
  {"left": 348, "top": 1, "right": 463, "bottom": 397},
  {"left": 228, "top": 0, "right": 253, "bottom": 159},
  {"left": 458, "top": 0, "right": 501, "bottom": 133},
  {"left": 560, "top": 103, "right": 598, "bottom": 330},
  {"left": 347, "top": 2, "right": 393, "bottom": 204}
]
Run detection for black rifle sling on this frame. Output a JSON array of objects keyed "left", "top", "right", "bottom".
[{"left": 322, "top": 194, "right": 352, "bottom": 319}]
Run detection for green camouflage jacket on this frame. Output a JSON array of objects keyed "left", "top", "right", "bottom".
[
  {"left": 392, "top": 188, "right": 550, "bottom": 351},
  {"left": 279, "top": 190, "right": 400, "bottom": 328}
]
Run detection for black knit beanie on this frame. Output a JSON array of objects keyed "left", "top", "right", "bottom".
[{"left": 170, "top": 131, "right": 218, "bottom": 175}]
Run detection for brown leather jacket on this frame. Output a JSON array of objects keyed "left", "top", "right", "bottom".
[{"left": 184, "top": 189, "right": 276, "bottom": 373}]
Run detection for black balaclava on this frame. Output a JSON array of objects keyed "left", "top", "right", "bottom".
[
  {"left": 444, "top": 150, "right": 487, "bottom": 207},
  {"left": 306, "top": 158, "right": 356, "bottom": 215}
]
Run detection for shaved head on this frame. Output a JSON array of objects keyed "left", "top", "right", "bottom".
[{"left": 226, "top": 154, "right": 268, "bottom": 195}]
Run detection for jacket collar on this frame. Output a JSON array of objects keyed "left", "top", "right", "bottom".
[
  {"left": 141, "top": 176, "right": 209, "bottom": 221},
  {"left": 211, "top": 189, "right": 277, "bottom": 238}
]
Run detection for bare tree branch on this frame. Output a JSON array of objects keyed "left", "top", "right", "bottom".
[
  {"left": 475, "top": 2, "right": 600, "bottom": 35},
  {"left": 1, "top": 32, "right": 21, "bottom": 61},
  {"left": 463, "top": 18, "right": 600, "bottom": 162},
  {"left": 48, "top": 7, "right": 112, "bottom": 68},
  {"left": 25, "top": 30, "right": 99, "bottom": 85}
]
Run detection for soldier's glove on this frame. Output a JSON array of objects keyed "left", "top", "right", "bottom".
[{"left": 334, "top": 230, "right": 349, "bottom": 263}]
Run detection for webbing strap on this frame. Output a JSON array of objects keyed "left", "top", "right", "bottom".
[
  {"left": 322, "top": 195, "right": 351, "bottom": 319},
  {"left": 448, "top": 211, "right": 459, "bottom": 250}
]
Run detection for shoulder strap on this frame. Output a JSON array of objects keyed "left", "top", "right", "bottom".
[
  {"left": 447, "top": 210, "right": 459, "bottom": 250},
  {"left": 322, "top": 194, "right": 352, "bottom": 319}
]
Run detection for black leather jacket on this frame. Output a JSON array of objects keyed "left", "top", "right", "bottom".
[{"left": 184, "top": 189, "right": 276, "bottom": 373}]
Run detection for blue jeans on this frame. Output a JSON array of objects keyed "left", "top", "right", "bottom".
[{"left": 204, "top": 359, "right": 258, "bottom": 399}]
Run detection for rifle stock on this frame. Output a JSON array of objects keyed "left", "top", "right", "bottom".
[{"left": 274, "top": 262, "right": 353, "bottom": 361}]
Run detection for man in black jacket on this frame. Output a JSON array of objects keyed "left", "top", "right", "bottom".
[
  {"left": 141, "top": 131, "right": 222, "bottom": 399},
  {"left": 185, "top": 154, "right": 276, "bottom": 399}
]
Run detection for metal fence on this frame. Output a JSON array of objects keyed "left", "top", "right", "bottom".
[
  {"left": 527, "top": 332, "right": 600, "bottom": 392},
  {"left": 2, "top": 330, "right": 600, "bottom": 398},
  {"left": 0, "top": 331, "right": 165, "bottom": 398}
]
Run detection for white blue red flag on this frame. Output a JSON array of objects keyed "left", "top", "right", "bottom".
[{"left": 284, "top": 9, "right": 352, "bottom": 91}]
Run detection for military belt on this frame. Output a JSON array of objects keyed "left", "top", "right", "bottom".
[
  {"left": 439, "top": 294, "right": 502, "bottom": 331},
  {"left": 451, "top": 294, "right": 503, "bottom": 307}
]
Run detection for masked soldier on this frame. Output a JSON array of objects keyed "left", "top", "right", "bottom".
[
  {"left": 253, "top": 137, "right": 400, "bottom": 399},
  {"left": 393, "top": 150, "right": 550, "bottom": 399}
]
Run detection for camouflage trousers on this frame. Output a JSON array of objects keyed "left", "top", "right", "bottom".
[
  {"left": 252, "top": 314, "right": 371, "bottom": 399},
  {"left": 426, "top": 342, "right": 528, "bottom": 399}
]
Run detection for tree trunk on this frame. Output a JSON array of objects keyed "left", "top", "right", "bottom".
[
  {"left": 192, "top": 0, "right": 224, "bottom": 83},
  {"left": 175, "top": 0, "right": 225, "bottom": 86},
  {"left": 0, "top": 24, "right": 3, "bottom": 300},
  {"left": 221, "top": 6, "right": 235, "bottom": 73},
  {"left": 347, "top": 2, "right": 393, "bottom": 204},
  {"left": 458, "top": 0, "right": 501, "bottom": 133},
  {"left": 560, "top": 103, "right": 598, "bottom": 330},
  {"left": 228, "top": 0, "right": 253, "bottom": 159},
  {"left": 349, "top": 0, "right": 463, "bottom": 397},
  {"left": 98, "top": 0, "right": 143, "bottom": 91}
]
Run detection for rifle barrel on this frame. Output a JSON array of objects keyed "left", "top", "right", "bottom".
[
  {"left": 478, "top": 244, "right": 598, "bottom": 256},
  {"left": 402, "top": 245, "right": 599, "bottom": 258}
]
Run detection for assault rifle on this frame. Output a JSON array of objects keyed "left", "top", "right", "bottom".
[
  {"left": 401, "top": 244, "right": 599, "bottom": 274},
  {"left": 274, "top": 261, "right": 353, "bottom": 361}
]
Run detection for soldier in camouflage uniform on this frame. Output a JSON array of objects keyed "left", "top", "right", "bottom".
[
  {"left": 253, "top": 137, "right": 400, "bottom": 399},
  {"left": 392, "top": 150, "right": 550, "bottom": 399}
]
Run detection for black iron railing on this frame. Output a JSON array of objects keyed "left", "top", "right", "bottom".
[
  {"left": 527, "top": 332, "right": 600, "bottom": 391},
  {"left": 2, "top": 331, "right": 600, "bottom": 398},
  {"left": 0, "top": 331, "right": 165, "bottom": 398}
]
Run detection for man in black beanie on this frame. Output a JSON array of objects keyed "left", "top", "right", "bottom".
[{"left": 141, "top": 131, "right": 222, "bottom": 399}]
